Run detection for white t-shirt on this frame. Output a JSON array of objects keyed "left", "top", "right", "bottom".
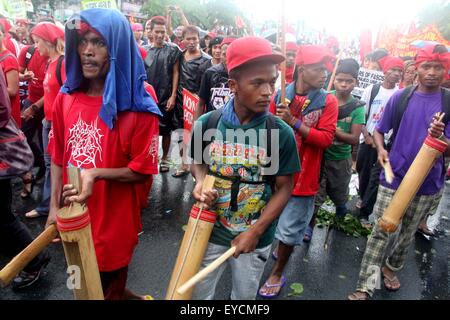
[{"left": 359, "top": 84, "right": 398, "bottom": 143}]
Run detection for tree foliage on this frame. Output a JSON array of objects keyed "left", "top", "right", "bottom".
[{"left": 141, "top": 0, "right": 246, "bottom": 30}]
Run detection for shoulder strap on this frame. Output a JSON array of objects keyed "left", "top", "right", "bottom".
[
  {"left": 24, "top": 45, "right": 35, "bottom": 69},
  {"left": 441, "top": 88, "right": 450, "bottom": 125},
  {"left": 386, "top": 85, "right": 417, "bottom": 150},
  {"left": 263, "top": 114, "right": 279, "bottom": 192},
  {"left": 56, "top": 55, "right": 64, "bottom": 87},
  {"left": 367, "top": 83, "right": 381, "bottom": 120}
]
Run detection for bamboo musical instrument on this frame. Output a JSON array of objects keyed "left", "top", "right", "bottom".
[{"left": 166, "top": 175, "right": 216, "bottom": 300}]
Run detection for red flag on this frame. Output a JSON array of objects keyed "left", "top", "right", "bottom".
[
  {"left": 360, "top": 29, "right": 373, "bottom": 61},
  {"left": 235, "top": 16, "right": 246, "bottom": 29}
]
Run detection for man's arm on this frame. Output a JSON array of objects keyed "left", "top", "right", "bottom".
[
  {"left": 175, "top": 6, "right": 189, "bottom": 26},
  {"left": 22, "top": 96, "right": 44, "bottom": 121},
  {"left": 231, "top": 174, "right": 294, "bottom": 257},
  {"left": 166, "top": 7, "right": 173, "bottom": 36},
  {"left": 167, "top": 59, "right": 180, "bottom": 111},
  {"left": 373, "top": 129, "right": 389, "bottom": 167},
  {"left": 194, "top": 98, "right": 206, "bottom": 121},
  {"left": 191, "top": 163, "right": 218, "bottom": 210},
  {"left": 61, "top": 167, "right": 150, "bottom": 205},
  {"left": 45, "top": 163, "right": 63, "bottom": 228},
  {"left": 335, "top": 123, "right": 363, "bottom": 145}
]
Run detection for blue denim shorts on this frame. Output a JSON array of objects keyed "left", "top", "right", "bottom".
[{"left": 275, "top": 195, "right": 315, "bottom": 246}]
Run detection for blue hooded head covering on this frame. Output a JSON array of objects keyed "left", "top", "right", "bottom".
[{"left": 62, "top": 9, "right": 161, "bottom": 129}]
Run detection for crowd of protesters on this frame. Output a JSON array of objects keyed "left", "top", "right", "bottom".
[{"left": 0, "top": 5, "right": 449, "bottom": 301}]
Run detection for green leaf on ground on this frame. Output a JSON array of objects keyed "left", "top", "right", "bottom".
[
  {"left": 338, "top": 274, "right": 346, "bottom": 279},
  {"left": 287, "top": 283, "right": 304, "bottom": 297},
  {"left": 182, "top": 225, "right": 187, "bottom": 231}
]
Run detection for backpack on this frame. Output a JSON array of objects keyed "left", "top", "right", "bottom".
[
  {"left": 366, "top": 83, "right": 381, "bottom": 121},
  {"left": 387, "top": 85, "right": 450, "bottom": 149},
  {"left": 24, "top": 45, "right": 36, "bottom": 69},
  {"left": 199, "top": 108, "right": 279, "bottom": 212},
  {"left": 46, "top": 55, "right": 64, "bottom": 87}
]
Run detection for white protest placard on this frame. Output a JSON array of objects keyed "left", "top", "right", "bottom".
[{"left": 352, "top": 68, "right": 385, "bottom": 98}]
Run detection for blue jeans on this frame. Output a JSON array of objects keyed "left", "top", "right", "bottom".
[
  {"left": 275, "top": 195, "right": 315, "bottom": 246},
  {"left": 35, "top": 119, "right": 51, "bottom": 215}
]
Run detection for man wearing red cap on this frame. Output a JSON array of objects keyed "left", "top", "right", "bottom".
[
  {"left": 349, "top": 44, "right": 450, "bottom": 300},
  {"left": 356, "top": 55, "right": 404, "bottom": 227},
  {"left": 259, "top": 45, "right": 338, "bottom": 298},
  {"left": 189, "top": 36, "right": 300, "bottom": 300}
]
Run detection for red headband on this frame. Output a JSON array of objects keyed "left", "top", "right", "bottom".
[
  {"left": 77, "top": 21, "right": 102, "bottom": 38},
  {"left": 416, "top": 44, "right": 450, "bottom": 75},
  {"left": 31, "top": 22, "right": 64, "bottom": 44},
  {"left": 379, "top": 56, "right": 404, "bottom": 74}
]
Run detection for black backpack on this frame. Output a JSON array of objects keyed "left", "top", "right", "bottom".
[
  {"left": 24, "top": 45, "right": 36, "bottom": 69},
  {"left": 198, "top": 108, "right": 279, "bottom": 211},
  {"left": 45, "top": 55, "right": 64, "bottom": 87},
  {"left": 387, "top": 85, "right": 450, "bottom": 149}
]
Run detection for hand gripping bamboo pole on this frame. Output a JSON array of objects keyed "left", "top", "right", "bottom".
[
  {"left": 177, "top": 246, "right": 236, "bottom": 295},
  {"left": 0, "top": 225, "right": 58, "bottom": 287},
  {"left": 57, "top": 167, "right": 104, "bottom": 300},
  {"left": 166, "top": 175, "right": 216, "bottom": 300},
  {"left": 379, "top": 128, "right": 448, "bottom": 233}
]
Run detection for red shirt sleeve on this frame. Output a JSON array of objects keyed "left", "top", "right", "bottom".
[
  {"left": 18, "top": 46, "right": 28, "bottom": 69},
  {"left": 127, "top": 113, "right": 159, "bottom": 175},
  {"left": 50, "top": 93, "right": 66, "bottom": 166},
  {"left": 2, "top": 55, "right": 19, "bottom": 73},
  {"left": 303, "top": 94, "right": 338, "bottom": 149}
]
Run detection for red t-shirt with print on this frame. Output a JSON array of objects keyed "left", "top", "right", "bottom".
[
  {"left": 43, "top": 57, "right": 66, "bottom": 121},
  {"left": 18, "top": 46, "right": 47, "bottom": 103},
  {"left": 50, "top": 92, "right": 159, "bottom": 271},
  {"left": 269, "top": 93, "right": 338, "bottom": 196},
  {"left": 0, "top": 50, "right": 21, "bottom": 127}
]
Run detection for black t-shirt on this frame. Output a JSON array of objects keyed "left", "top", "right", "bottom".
[
  {"left": 177, "top": 51, "right": 211, "bottom": 108},
  {"left": 144, "top": 43, "right": 182, "bottom": 109},
  {"left": 198, "top": 63, "right": 232, "bottom": 112}
]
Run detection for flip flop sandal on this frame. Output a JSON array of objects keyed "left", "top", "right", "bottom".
[
  {"left": 258, "top": 275, "right": 286, "bottom": 298},
  {"left": 159, "top": 160, "right": 170, "bottom": 173},
  {"left": 382, "top": 269, "right": 401, "bottom": 291},
  {"left": 303, "top": 226, "right": 313, "bottom": 243},
  {"left": 25, "top": 209, "right": 46, "bottom": 219},
  {"left": 20, "top": 175, "right": 35, "bottom": 198},
  {"left": 172, "top": 170, "right": 190, "bottom": 178},
  {"left": 348, "top": 291, "right": 370, "bottom": 300}
]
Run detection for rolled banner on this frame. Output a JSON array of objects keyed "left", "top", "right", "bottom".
[{"left": 379, "top": 135, "right": 448, "bottom": 233}]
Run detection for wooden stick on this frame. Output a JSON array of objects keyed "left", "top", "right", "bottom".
[
  {"left": 176, "top": 246, "right": 236, "bottom": 295},
  {"left": 0, "top": 225, "right": 58, "bottom": 287},
  {"left": 327, "top": 49, "right": 343, "bottom": 92},
  {"left": 279, "top": 0, "right": 287, "bottom": 103},
  {"left": 382, "top": 160, "right": 395, "bottom": 184}
]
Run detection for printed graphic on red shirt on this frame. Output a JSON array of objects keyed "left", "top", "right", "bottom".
[{"left": 67, "top": 114, "right": 104, "bottom": 168}]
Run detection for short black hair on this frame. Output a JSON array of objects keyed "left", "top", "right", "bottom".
[
  {"left": 336, "top": 58, "right": 360, "bottom": 80},
  {"left": 209, "top": 36, "right": 223, "bottom": 50},
  {"left": 149, "top": 16, "right": 166, "bottom": 31},
  {"left": 370, "top": 48, "right": 389, "bottom": 62},
  {"left": 433, "top": 44, "right": 448, "bottom": 54},
  {"left": 182, "top": 25, "right": 199, "bottom": 38}
]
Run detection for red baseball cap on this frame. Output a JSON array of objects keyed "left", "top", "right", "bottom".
[{"left": 226, "top": 36, "right": 285, "bottom": 72}]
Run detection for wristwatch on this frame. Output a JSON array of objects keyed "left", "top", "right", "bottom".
[{"left": 31, "top": 104, "right": 39, "bottom": 112}]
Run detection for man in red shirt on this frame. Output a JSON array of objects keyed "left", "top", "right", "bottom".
[
  {"left": 18, "top": 44, "right": 47, "bottom": 183},
  {"left": 259, "top": 45, "right": 338, "bottom": 298},
  {"left": 46, "top": 9, "right": 160, "bottom": 300}
]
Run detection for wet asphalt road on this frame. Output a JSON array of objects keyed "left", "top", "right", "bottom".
[{"left": 1, "top": 168, "right": 449, "bottom": 300}]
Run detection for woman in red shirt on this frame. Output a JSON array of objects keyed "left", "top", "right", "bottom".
[
  {"left": 24, "top": 22, "right": 65, "bottom": 219},
  {"left": 0, "top": 24, "right": 20, "bottom": 127}
]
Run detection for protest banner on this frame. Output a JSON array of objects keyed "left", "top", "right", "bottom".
[
  {"left": 352, "top": 67, "right": 385, "bottom": 98},
  {"left": 183, "top": 89, "right": 199, "bottom": 144},
  {"left": 81, "top": 0, "right": 118, "bottom": 10}
]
